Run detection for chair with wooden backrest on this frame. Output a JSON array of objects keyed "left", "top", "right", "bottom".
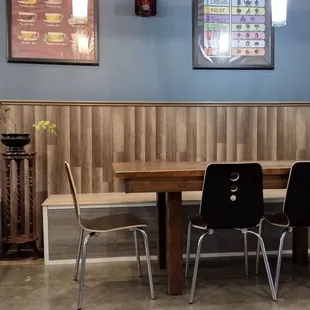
[
  {"left": 255, "top": 161, "right": 310, "bottom": 298},
  {"left": 185, "top": 163, "right": 277, "bottom": 304},
  {"left": 64, "top": 162, "right": 155, "bottom": 310}
]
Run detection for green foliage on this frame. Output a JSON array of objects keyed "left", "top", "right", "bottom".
[{"left": 0, "top": 108, "right": 57, "bottom": 135}]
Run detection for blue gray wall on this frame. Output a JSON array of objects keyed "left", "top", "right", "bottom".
[{"left": 0, "top": 0, "right": 309, "bottom": 102}]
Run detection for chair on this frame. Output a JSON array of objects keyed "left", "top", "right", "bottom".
[
  {"left": 255, "top": 161, "right": 310, "bottom": 298},
  {"left": 185, "top": 163, "right": 277, "bottom": 304},
  {"left": 64, "top": 162, "right": 155, "bottom": 310}
]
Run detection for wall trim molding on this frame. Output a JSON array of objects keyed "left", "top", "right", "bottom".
[
  {"left": 45, "top": 250, "right": 294, "bottom": 266},
  {"left": 1, "top": 100, "right": 310, "bottom": 107}
]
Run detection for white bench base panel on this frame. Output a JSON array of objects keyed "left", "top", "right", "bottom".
[{"left": 43, "top": 194, "right": 287, "bottom": 265}]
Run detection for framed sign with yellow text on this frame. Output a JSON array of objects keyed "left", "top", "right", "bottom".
[
  {"left": 192, "top": 0, "right": 274, "bottom": 69},
  {"left": 7, "top": 0, "right": 99, "bottom": 66}
]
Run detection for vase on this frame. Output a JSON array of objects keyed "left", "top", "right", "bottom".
[{"left": 1, "top": 133, "right": 31, "bottom": 154}]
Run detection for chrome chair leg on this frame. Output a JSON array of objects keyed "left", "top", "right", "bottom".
[
  {"left": 255, "top": 218, "right": 264, "bottom": 275},
  {"left": 136, "top": 228, "right": 155, "bottom": 300},
  {"left": 274, "top": 228, "right": 291, "bottom": 296},
  {"left": 74, "top": 229, "right": 85, "bottom": 281},
  {"left": 189, "top": 231, "right": 209, "bottom": 304},
  {"left": 77, "top": 232, "right": 95, "bottom": 310},
  {"left": 248, "top": 230, "right": 277, "bottom": 301},
  {"left": 185, "top": 222, "right": 192, "bottom": 278},
  {"left": 243, "top": 230, "right": 248, "bottom": 277},
  {"left": 133, "top": 229, "right": 142, "bottom": 277}
]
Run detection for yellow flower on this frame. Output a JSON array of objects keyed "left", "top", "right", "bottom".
[{"left": 33, "top": 120, "right": 57, "bottom": 135}]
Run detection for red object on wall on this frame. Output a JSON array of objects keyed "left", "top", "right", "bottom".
[{"left": 135, "top": 0, "right": 156, "bottom": 17}]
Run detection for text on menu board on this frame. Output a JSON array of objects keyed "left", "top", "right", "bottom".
[
  {"left": 8, "top": 0, "right": 97, "bottom": 65},
  {"left": 204, "top": 0, "right": 266, "bottom": 58}
]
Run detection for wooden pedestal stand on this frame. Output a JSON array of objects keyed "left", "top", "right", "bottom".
[{"left": 1, "top": 152, "right": 41, "bottom": 257}]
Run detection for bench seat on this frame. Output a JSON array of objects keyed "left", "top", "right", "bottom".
[
  {"left": 42, "top": 189, "right": 286, "bottom": 207},
  {"left": 42, "top": 189, "right": 286, "bottom": 265},
  {"left": 263, "top": 189, "right": 286, "bottom": 202}
]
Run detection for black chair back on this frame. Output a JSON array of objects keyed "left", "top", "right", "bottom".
[
  {"left": 284, "top": 161, "right": 310, "bottom": 226},
  {"left": 200, "top": 163, "right": 264, "bottom": 229}
]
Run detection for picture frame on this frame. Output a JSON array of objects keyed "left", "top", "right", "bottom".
[
  {"left": 7, "top": 0, "right": 99, "bottom": 66},
  {"left": 192, "top": 0, "right": 274, "bottom": 70}
]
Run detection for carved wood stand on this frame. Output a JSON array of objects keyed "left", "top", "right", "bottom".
[{"left": 1, "top": 152, "right": 41, "bottom": 257}]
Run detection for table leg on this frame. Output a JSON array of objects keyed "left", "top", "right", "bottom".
[
  {"left": 157, "top": 192, "right": 166, "bottom": 269},
  {"left": 293, "top": 227, "right": 308, "bottom": 264},
  {"left": 166, "top": 192, "right": 183, "bottom": 295}
]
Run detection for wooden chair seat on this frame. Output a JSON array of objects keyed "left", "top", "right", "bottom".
[
  {"left": 80, "top": 213, "right": 148, "bottom": 233},
  {"left": 263, "top": 189, "right": 286, "bottom": 201}
]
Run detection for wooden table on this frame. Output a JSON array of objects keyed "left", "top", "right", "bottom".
[{"left": 113, "top": 160, "right": 309, "bottom": 295}]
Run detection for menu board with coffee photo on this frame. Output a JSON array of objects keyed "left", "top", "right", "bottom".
[{"left": 7, "top": 0, "right": 99, "bottom": 65}]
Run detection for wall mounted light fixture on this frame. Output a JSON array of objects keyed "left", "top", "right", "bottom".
[
  {"left": 72, "top": 0, "right": 88, "bottom": 20},
  {"left": 135, "top": 0, "right": 157, "bottom": 17},
  {"left": 272, "top": 0, "right": 287, "bottom": 27}
]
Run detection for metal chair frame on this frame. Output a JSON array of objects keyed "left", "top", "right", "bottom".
[
  {"left": 185, "top": 226, "right": 277, "bottom": 303},
  {"left": 255, "top": 161, "right": 310, "bottom": 298},
  {"left": 64, "top": 162, "right": 155, "bottom": 310},
  {"left": 255, "top": 219, "right": 293, "bottom": 296},
  {"left": 184, "top": 163, "right": 277, "bottom": 304}
]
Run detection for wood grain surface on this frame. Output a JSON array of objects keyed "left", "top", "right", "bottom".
[
  {"left": 1, "top": 102, "right": 310, "bottom": 246},
  {"left": 113, "top": 160, "right": 295, "bottom": 178}
]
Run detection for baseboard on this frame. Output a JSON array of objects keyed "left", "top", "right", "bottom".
[{"left": 45, "top": 249, "right": 295, "bottom": 265}]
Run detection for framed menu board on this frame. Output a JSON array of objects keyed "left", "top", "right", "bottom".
[
  {"left": 7, "top": 0, "right": 99, "bottom": 66},
  {"left": 192, "top": 0, "right": 274, "bottom": 69}
]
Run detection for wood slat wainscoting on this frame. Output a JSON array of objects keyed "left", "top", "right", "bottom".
[{"left": 1, "top": 102, "right": 310, "bottom": 247}]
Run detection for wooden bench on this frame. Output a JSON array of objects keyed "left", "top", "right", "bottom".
[{"left": 42, "top": 189, "right": 286, "bottom": 265}]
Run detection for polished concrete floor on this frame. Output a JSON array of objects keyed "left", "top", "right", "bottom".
[{"left": 1, "top": 257, "right": 310, "bottom": 310}]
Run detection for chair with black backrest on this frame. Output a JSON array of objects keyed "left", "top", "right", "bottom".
[
  {"left": 64, "top": 162, "right": 155, "bottom": 310},
  {"left": 255, "top": 161, "right": 310, "bottom": 298},
  {"left": 185, "top": 163, "right": 277, "bottom": 304}
]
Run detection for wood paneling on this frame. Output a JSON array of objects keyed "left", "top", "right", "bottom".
[{"left": 1, "top": 103, "right": 310, "bottom": 246}]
